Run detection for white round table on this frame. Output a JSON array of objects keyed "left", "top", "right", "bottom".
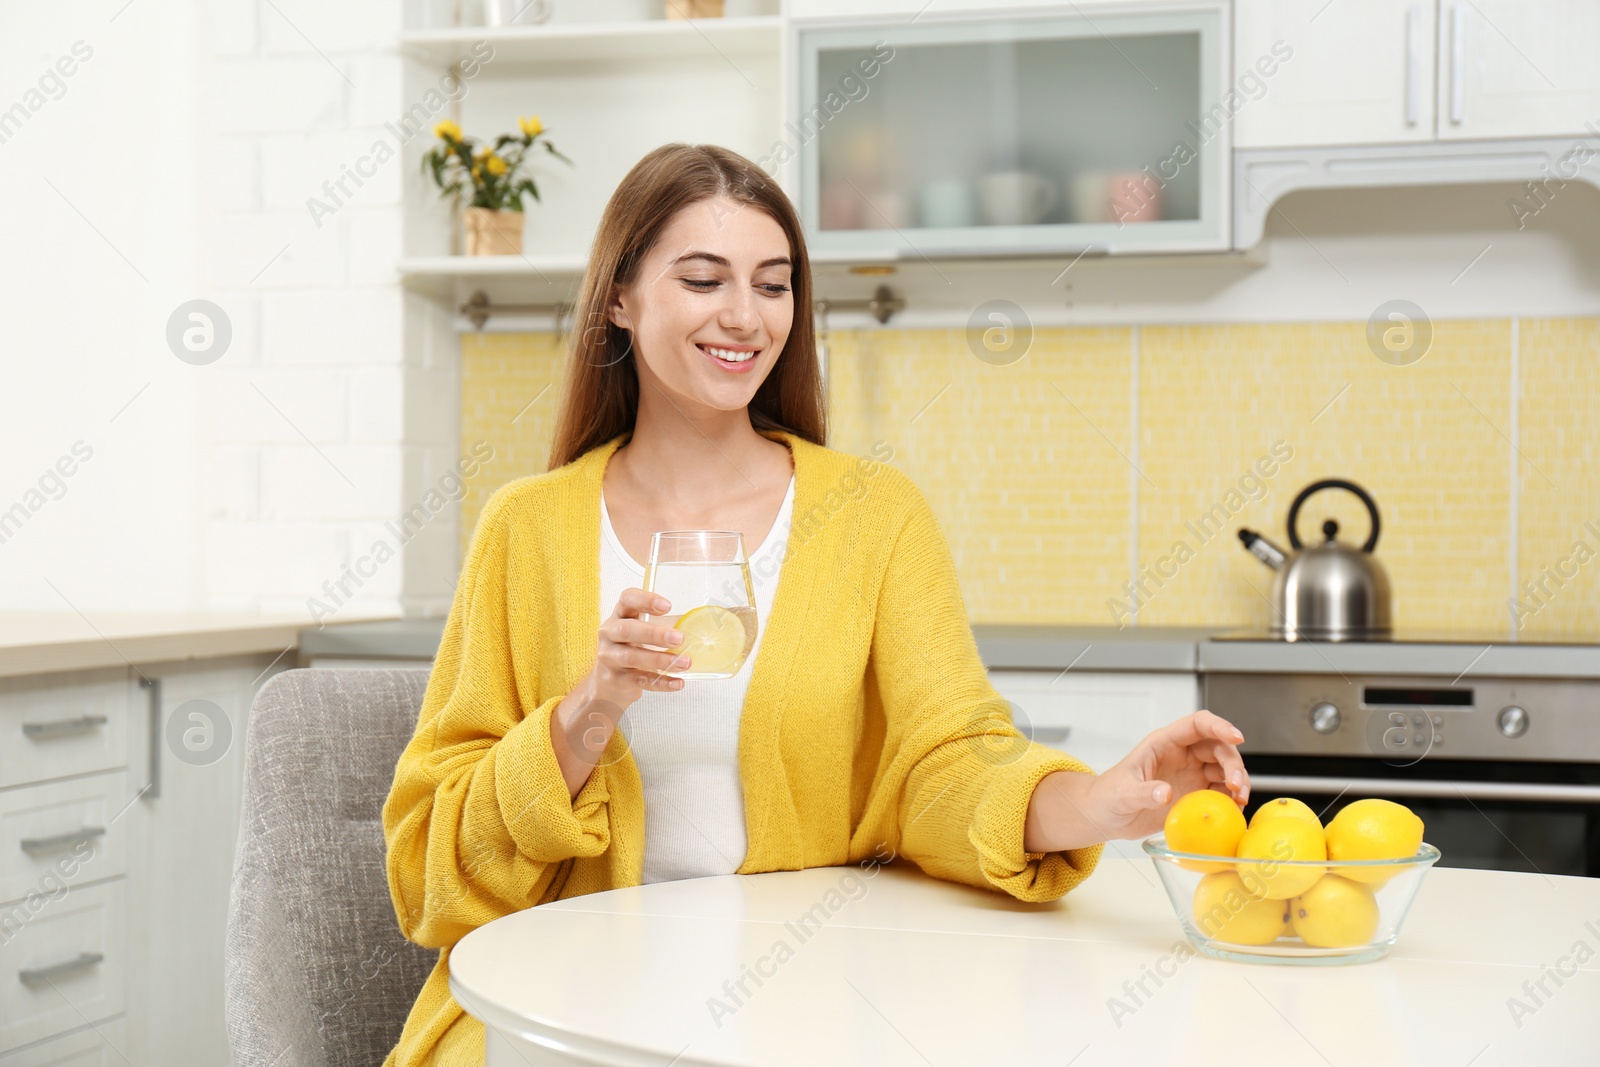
[{"left": 449, "top": 851, "right": 1600, "bottom": 1066}]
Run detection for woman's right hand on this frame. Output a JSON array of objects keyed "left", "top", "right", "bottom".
[
  {"left": 553, "top": 588, "right": 691, "bottom": 796},
  {"left": 551, "top": 589, "right": 691, "bottom": 799},
  {"left": 590, "top": 588, "right": 691, "bottom": 708}
]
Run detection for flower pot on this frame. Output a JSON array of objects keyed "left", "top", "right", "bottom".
[
  {"left": 665, "top": 0, "right": 723, "bottom": 18},
  {"left": 463, "top": 207, "right": 523, "bottom": 256}
]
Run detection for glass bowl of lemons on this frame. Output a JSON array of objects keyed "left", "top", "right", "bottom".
[{"left": 1142, "top": 792, "right": 1441, "bottom": 965}]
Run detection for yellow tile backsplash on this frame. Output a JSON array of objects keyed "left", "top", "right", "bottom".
[
  {"left": 460, "top": 316, "right": 1600, "bottom": 639},
  {"left": 459, "top": 329, "right": 567, "bottom": 554},
  {"left": 1517, "top": 318, "right": 1600, "bottom": 639},
  {"left": 1138, "top": 320, "right": 1512, "bottom": 634},
  {"left": 826, "top": 327, "right": 1133, "bottom": 622}
]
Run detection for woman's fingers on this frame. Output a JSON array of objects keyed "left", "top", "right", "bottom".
[
  {"left": 1162, "top": 708, "right": 1246, "bottom": 749},
  {"left": 601, "top": 642, "right": 689, "bottom": 673},
  {"left": 1147, "top": 711, "right": 1251, "bottom": 802},
  {"left": 1121, "top": 777, "right": 1170, "bottom": 815},
  {"left": 614, "top": 586, "right": 670, "bottom": 621},
  {"left": 1191, "top": 737, "right": 1250, "bottom": 802},
  {"left": 633, "top": 669, "right": 683, "bottom": 690},
  {"left": 1163, "top": 711, "right": 1249, "bottom": 782},
  {"left": 605, "top": 616, "right": 684, "bottom": 650},
  {"left": 1214, "top": 740, "right": 1250, "bottom": 796}
]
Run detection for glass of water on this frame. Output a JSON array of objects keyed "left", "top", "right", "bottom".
[{"left": 642, "top": 531, "right": 759, "bottom": 681}]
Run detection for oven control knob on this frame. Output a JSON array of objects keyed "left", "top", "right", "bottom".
[
  {"left": 1310, "top": 702, "right": 1341, "bottom": 734},
  {"left": 1497, "top": 705, "right": 1529, "bottom": 738}
]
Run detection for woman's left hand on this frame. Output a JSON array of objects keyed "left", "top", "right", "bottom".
[{"left": 1024, "top": 709, "right": 1250, "bottom": 852}]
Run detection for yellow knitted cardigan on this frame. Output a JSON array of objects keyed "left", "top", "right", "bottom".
[{"left": 380, "top": 429, "right": 1103, "bottom": 1067}]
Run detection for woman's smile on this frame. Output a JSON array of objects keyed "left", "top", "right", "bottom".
[{"left": 696, "top": 341, "right": 762, "bottom": 372}]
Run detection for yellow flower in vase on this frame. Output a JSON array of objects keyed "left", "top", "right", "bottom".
[
  {"left": 518, "top": 115, "right": 544, "bottom": 138},
  {"left": 433, "top": 119, "right": 462, "bottom": 141},
  {"left": 484, "top": 153, "right": 507, "bottom": 176}
]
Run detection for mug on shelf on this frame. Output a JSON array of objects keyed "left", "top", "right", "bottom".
[
  {"left": 819, "top": 179, "right": 863, "bottom": 230},
  {"left": 858, "top": 187, "right": 905, "bottom": 229},
  {"left": 977, "top": 171, "right": 1057, "bottom": 226},
  {"left": 1070, "top": 169, "right": 1162, "bottom": 224},
  {"left": 917, "top": 178, "right": 976, "bottom": 229}
]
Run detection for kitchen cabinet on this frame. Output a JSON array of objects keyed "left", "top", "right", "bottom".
[
  {"left": 1437, "top": 0, "right": 1600, "bottom": 141},
  {"left": 1230, "top": 0, "right": 1600, "bottom": 247},
  {"left": 0, "top": 773, "right": 129, "bottom": 907},
  {"left": 0, "top": 882, "right": 125, "bottom": 1053},
  {"left": 121, "top": 654, "right": 287, "bottom": 1067},
  {"left": 0, "top": 673, "right": 132, "bottom": 791},
  {"left": 1234, "top": 0, "right": 1437, "bottom": 148},
  {"left": 0, "top": 668, "right": 137, "bottom": 1057},
  {"left": 790, "top": 3, "right": 1232, "bottom": 257},
  {"left": 0, "top": 652, "right": 286, "bottom": 1065},
  {"left": 988, "top": 668, "right": 1200, "bottom": 776},
  {"left": 1238, "top": 0, "right": 1600, "bottom": 148}
]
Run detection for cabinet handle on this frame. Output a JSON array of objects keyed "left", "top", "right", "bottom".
[
  {"left": 1450, "top": 4, "right": 1466, "bottom": 124},
  {"left": 20, "top": 826, "right": 106, "bottom": 855},
  {"left": 21, "top": 715, "right": 107, "bottom": 740},
  {"left": 140, "top": 675, "right": 160, "bottom": 800},
  {"left": 1405, "top": 5, "right": 1423, "bottom": 126},
  {"left": 19, "top": 952, "right": 104, "bottom": 986}
]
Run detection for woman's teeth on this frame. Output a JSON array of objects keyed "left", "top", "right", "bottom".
[{"left": 702, "top": 344, "right": 756, "bottom": 363}]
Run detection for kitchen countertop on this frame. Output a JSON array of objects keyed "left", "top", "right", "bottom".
[
  {"left": 452, "top": 860, "right": 1600, "bottom": 1067},
  {"left": 0, "top": 611, "right": 394, "bottom": 679},
  {"left": 299, "top": 617, "right": 1600, "bottom": 678},
  {"left": 296, "top": 618, "right": 1221, "bottom": 671},
  {"left": 297, "top": 616, "right": 457, "bottom": 662}
]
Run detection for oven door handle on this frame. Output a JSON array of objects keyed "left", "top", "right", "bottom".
[{"left": 1250, "top": 774, "right": 1600, "bottom": 805}]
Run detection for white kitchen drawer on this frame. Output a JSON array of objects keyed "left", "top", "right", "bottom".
[
  {"left": 988, "top": 669, "right": 1200, "bottom": 774},
  {"left": 0, "top": 880, "right": 125, "bottom": 1053},
  {"left": 0, "top": 1018, "right": 125, "bottom": 1066},
  {"left": 0, "top": 774, "right": 129, "bottom": 906},
  {"left": 0, "top": 673, "right": 131, "bottom": 790}
]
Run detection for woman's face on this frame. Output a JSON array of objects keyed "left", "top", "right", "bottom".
[{"left": 610, "top": 195, "right": 794, "bottom": 414}]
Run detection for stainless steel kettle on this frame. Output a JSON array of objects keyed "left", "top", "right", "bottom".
[{"left": 1237, "top": 478, "right": 1392, "bottom": 641}]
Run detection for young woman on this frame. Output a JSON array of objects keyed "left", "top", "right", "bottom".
[{"left": 381, "top": 144, "right": 1251, "bottom": 1067}]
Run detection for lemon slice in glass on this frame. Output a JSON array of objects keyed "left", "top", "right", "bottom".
[{"left": 665, "top": 605, "right": 750, "bottom": 677}]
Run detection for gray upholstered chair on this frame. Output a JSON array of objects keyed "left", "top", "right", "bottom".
[{"left": 225, "top": 668, "right": 438, "bottom": 1067}]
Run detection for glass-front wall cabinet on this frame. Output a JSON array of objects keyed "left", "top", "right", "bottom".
[{"left": 792, "top": 4, "right": 1229, "bottom": 258}]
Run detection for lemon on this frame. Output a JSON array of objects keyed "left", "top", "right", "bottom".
[
  {"left": 1289, "top": 874, "right": 1380, "bottom": 948},
  {"left": 664, "top": 605, "right": 750, "bottom": 676},
  {"left": 1163, "top": 788, "right": 1247, "bottom": 873},
  {"left": 1236, "top": 817, "right": 1326, "bottom": 900},
  {"left": 1248, "top": 796, "right": 1321, "bottom": 831},
  {"left": 1192, "top": 872, "right": 1292, "bottom": 946},
  {"left": 1325, "top": 798, "right": 1424, "bottom": 886}
]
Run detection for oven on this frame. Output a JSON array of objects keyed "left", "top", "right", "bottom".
[{"left": 1202, "top": 671, "right": 1600, "bottom": 878}]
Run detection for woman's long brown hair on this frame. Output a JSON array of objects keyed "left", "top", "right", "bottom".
[{"left": 546, "top": 144, "right": 827, "bottom": 471}]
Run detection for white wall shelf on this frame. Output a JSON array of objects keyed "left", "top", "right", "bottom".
[
  {"left": 398, "top": 254, "right": 586, "bottom": 277},
  {"left": 397, "top": 254, "right": 587, "bottom": 298},
  {"left": 399, "top": 16, "right": 781, "bottom": 68}
]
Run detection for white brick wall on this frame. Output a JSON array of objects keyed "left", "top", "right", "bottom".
[
  {"left": 200, "top": 0, "right": 458, "bottom": 621},
  {"left": 259, "top": 288, "right": 406, "bottom": 363}
]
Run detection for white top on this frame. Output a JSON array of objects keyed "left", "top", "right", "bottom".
[
  {"left": 600, "top": 473, "right": 796, "bottom": 884},
  {"left": 450, "top": 861, "right": 1600, "bottom": 1067}
]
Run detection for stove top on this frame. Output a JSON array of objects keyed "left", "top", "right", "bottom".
[{"left": 1210, "top": 628, "right": 1599, "bottom": 647}]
